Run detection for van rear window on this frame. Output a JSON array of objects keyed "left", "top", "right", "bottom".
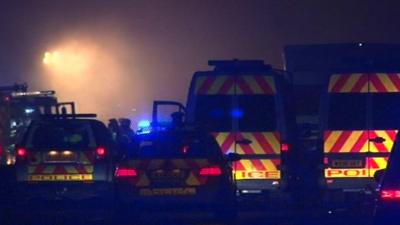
[
  {"left": 372, "top": 94, "right": 400, "bottom": 129},
  {"left": 327, "top": 94, "right": 367, "bottom": 130},
  {"left": 237, "top": 95, "right": 277, "bottom": 131},
  {"left": 194, "top": 95, "right": 232, "bottom": 132}
]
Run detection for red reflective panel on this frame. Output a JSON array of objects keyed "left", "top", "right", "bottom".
[
  {"left": 115, "top": 168, "right": 137, "bottom": 177},
  {"left": 381, "top": 189, "right": 400, "bottom": 200},
  {"left": 281, "top": 143, "right": 289, "bottom": 152},
  {"left": 199, "top": 166, "right": 222, "bottom": 176},
  {"left": 95, "top": 147, "right": 106, "bottom": 157}
]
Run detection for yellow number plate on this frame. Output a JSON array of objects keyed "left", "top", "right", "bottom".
[
  {"left": 139, "top": 188, "right": 196, "bottom": 196},
  {"left": 28, "top": 174, "right": 93, "bottom": 181}
]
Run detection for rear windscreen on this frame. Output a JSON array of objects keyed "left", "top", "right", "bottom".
[
  {"left": 194, "top": 95, "right": 232, "bottom": 131},
  {"left": 327, "top": 94, "right": 367, "bottom": 130},
  {"left": 194, "top": 95, "right": 277, "bottom": 132},
  {"left": 237, "top": 95, "right": 277, "bottom": 131},
  {"left": 135, "top": 133, "right": 221, "bottom": 159},
  {"left": 372, "top": 94, "right": 400, "bottom": 129},
  {"left": 25, "top": 121, "right": 96, "bottom": 149}
]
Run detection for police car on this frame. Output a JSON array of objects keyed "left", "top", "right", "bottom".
[
  {"left": 14, "top": 111, "right": 116, "bottom": 223},
  {"left": 373, "top": 132, "right": 400, "bottom": 225},
  {"left": 114, "top": 128, "right": 240, "bottom": 222}
]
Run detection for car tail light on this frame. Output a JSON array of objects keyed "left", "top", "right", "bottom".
[
  {"left": 95, "top": 147, "right": 106, "bottom": 157},
  {"left": 281, "top": 143, "right": 289, "bottom": 152},
  {"left": 115, "top": 167, "right": 138, "bottom": 178},
  {"left": 381, "top": 189, "right": 400, "bottom": 200},
  {"left": 16, "top": 147, "right": 27, "bottom": 158},
  {"left": 0, "top": 145, "right": 3, "bottom": 157},
  {"left": 199, "top": 166, "right": 222, "bottom": 176}
]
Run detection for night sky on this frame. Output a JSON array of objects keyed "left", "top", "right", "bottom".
[{"left": 1, "top": 0, "right": 400, "bottom": 122}]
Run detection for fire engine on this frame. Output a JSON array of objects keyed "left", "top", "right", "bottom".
[
  {"left": 185, "top": 60, "right": 295, "bottom": 199},
  {"left": 0, "top": 84, "right": 57, "bottom": 165},
  {"left": 284, "top": 43, "right": 400, "bottom": 206}
]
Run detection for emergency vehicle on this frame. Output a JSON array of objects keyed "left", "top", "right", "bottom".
[
  {"left": 185, "top": 60, "right": 295, "bottom": 196},
  {"left": 15, "top": 103, "right": 115, "bottom": 223},
  {"left": 0, "top": 84, "right": 57, "bottom": 165},
  {"left": 284, "top": 43, "right": 400, "bottom": 203},
  {"left": 115, "top": 101, "right": 240, "bottom": 223}
]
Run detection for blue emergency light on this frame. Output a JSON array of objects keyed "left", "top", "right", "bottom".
[{"left": 137, "top": 120, "right": 151, "bottom": 134}]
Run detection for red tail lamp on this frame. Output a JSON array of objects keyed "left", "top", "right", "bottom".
[
  {"left": 199, "top": 166, "right": 222, "bottom": 176},
  {"left": 17, "top": 147, "right": 27, "bottom": 158},
  {"left": 115, "top": 167, "right": 138, "bottom": 178},
  {"left": 281, "top": 143, "right": 289, "bottom": 152},
  {"left": 381, "top": 189, "right": 400, "bottom": 200},
  {"left": 95, "top": 147, "right": 106, "bottom": 157}
]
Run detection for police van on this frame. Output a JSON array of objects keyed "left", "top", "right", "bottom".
[
  {"left": 285, "top": 43, "right": 400, "bottom": 205},
  {"left": 185, "top": 60, "right": 295, "bottom": 197}
]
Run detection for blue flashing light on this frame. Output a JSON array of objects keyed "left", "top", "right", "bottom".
[
  {"left": 231, "top": 108, "right": 243, "bottom": 118},
  {"left": 138, "top": 120, "right": 151, "bottom": 128},
  {"left": 25, "top": 108, "right": 35, "bottom": 114},
  {"left": 137, "top": 120, "right": 151, "bottom": 134}
]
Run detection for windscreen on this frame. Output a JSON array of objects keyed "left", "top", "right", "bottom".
[
  {"left": 327, "top": 94, "right": 367, "bottom": 130},
  {"left": 238, "top": 95, "right": 277, "bottom": 131},
  {"left": 25, "top": 121, "right": 96, "bottom": 149},
  {"left": 136, "top": 132, "right": 221, "bottom": 159},
  {"left": 194, "top": 95, "right": 232, "bottom": 131},
  {"left": 371, "top": 94, "right": 400, "bottom": 129}
]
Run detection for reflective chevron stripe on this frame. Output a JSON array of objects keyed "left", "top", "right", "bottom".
[
  {"left": 195, "top": 75, "right": 276, "bottom": 95},
  {"left": 328, "top": 73, "right": 400, "bottom": 93},
  {"left": 324, "top": 130, "right": 397, "bottom": 153}
]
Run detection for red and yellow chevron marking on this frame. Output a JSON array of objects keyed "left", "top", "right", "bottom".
[
  {"left": 328, "top": 73, "right": 368, "bottom": 93},
  {"left": 213, "top": 132, "right": 281, "bottom": 155},
  {"left": 28, "top": 165, "right": 94, "bottom": 175},
  {"left": 328, "top": 73, "right": 400, "bottom": 93},
  {"left": 194, "top": 75, "right": 276, "bottom": 95},
  {"left": 370, "top": 73, "right": 400, "bottom": 93},
  {"left": 234, "top": 159, "right": 280, "bottom": 180},
  {"left": 29, "top": 151, "right": 94, "bottom": 165},
  {"left": 324, "top": 130, "right": 397, "bottom": 153},
  {"left": 325, "top": 157, "right": 389, "bottom": 178},
  {"left": 126, "top": 159, "right": 213, "bottom": 187}
]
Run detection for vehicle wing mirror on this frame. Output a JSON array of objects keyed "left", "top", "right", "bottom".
[
  {"left": 369, "top": 137, "right": 386, "bottom": 143},
  {"left": 374, "top": 169, "right": 386, "bottom": 183},
  {"left": 236, "top": 138, "right": 252, "bottom": 145},
  {"left": 226, "top": 152, "right": 241, "bottom": 162}
]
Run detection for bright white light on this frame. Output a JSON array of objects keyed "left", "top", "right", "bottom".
[{"left": 25, "top": 108, "right": 35, "bottom": 114}]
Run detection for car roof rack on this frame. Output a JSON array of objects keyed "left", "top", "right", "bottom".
[{"left": 39, "top": 102, "right": 97, "bottom": 119}]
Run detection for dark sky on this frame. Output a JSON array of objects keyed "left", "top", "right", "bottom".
[{"left": 1, "top": 0, "right": 400, "bottom": 121}]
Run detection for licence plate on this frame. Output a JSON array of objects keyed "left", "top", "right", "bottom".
[
  {"left": 331, "top": 159, "right": 364, "bottom": 168},
  {"left": 151, "top": 169, "right": 185, "bottom": 179},
  {"left": 139, "top": 188, "right": 196, "bottom": 196},
  {"left": 28, "top": 174, "right": 93, "bottom": 181}
]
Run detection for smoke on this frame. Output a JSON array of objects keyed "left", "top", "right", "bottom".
[{"left": 39, "top": 29, "right": 151, "bottom": 123}]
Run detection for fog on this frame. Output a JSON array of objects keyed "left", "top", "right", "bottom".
[
  {"left": 3, "top": 1, "right": 400, "bottom": 124},
  {"left": 37, "top": 29, "right": 151, "bottom": 122}
]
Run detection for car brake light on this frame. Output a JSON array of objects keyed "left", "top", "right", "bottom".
[
  {"left": 381, "top": 189, "right": 400, "bottom": 200},
  {"left": 199, "top": 166, "right": 222, "bottom": 176},
  {"left": 281, "top": 143, "right": 289, "bottom": 152},
  {"left": 115, "top": 167, "right": 138, "bottom": 177},
  {"left": 17, "top": 147, "right": 27, "bottom": 158},
  {"left": 95, "top": 147, "right": 106, "bottom": 157}
]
